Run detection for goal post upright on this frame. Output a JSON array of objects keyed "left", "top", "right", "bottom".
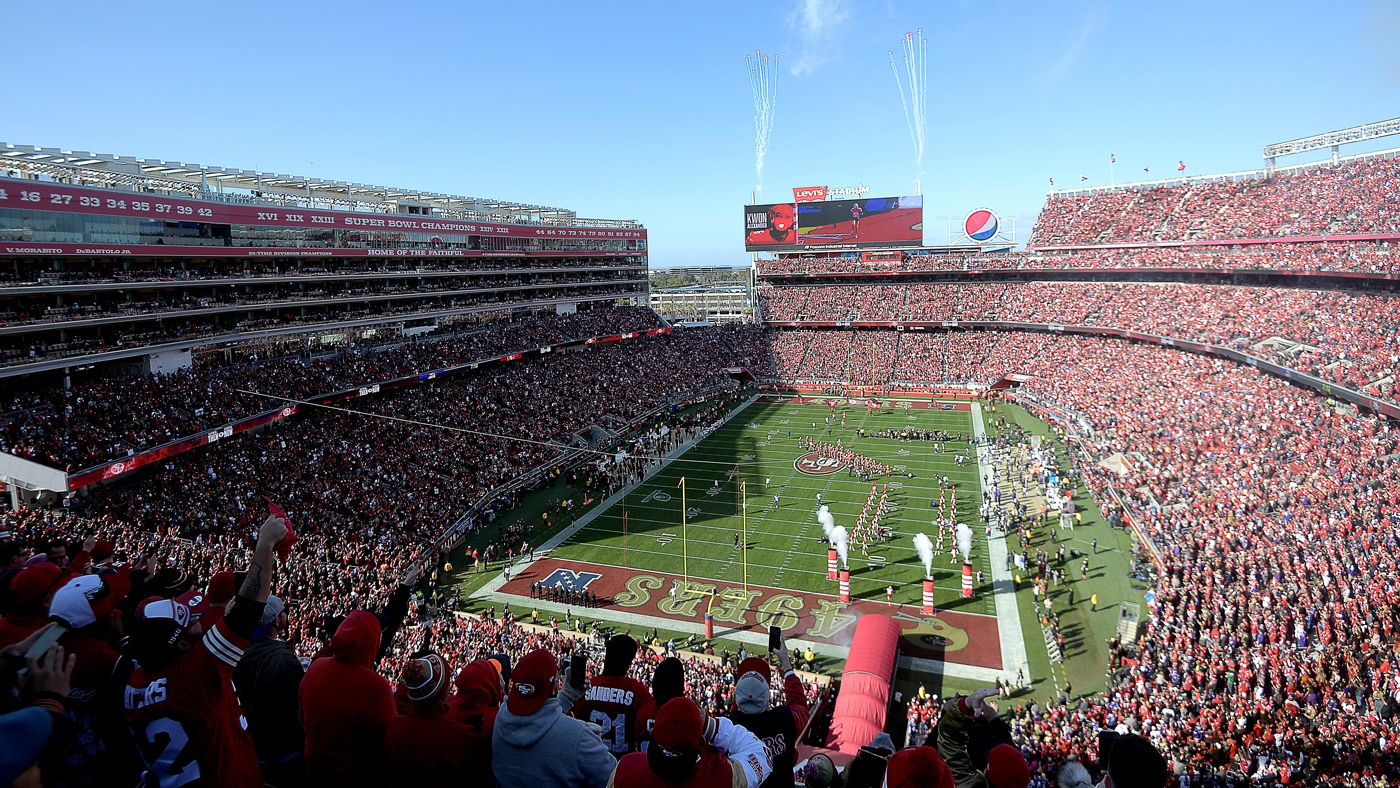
[
  {"left": 741, "top": 480, "right": 749, "bottom": 597},
  {"left": 679, "top": 476, "right": 688, "bottom": 588}
]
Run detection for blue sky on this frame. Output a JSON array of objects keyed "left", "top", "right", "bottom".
[{"left": 2, "top": 0, "right": 1398, "bottom": 267}]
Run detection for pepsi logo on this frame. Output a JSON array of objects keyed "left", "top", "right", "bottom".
[
  {"left": 794, "top": 452, "right": 845, "bottom": 475},
  {"left": 964, "top": 209, "right": 999, "bottom": 242}
]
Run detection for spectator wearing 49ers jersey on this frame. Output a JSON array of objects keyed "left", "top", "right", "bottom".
[
  {"left": 572, "top": 634, "right": 653, "bottom": 757},
  {"left": 722, "top": 637, "right": 808, "bottom": 788},
  {"left": 122, "top": 515, "right": 287, "bottom": 788}
]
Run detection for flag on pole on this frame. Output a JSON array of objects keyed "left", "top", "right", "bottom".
[
  {"left": 1110, "top": 154, "right": 1115, "bottom": 163},
  {"left": 1143, "top": 166, "right": 1149, "bottom": 173},
  {"left": 1079, "top": 174, "right": 1087, "bottom": 181},
  {"left": 1049, "top": 177, "right": 1055, "bottom": 186},
  {"left": 1177, "top": 160, "right": 1185, "bottom": 171}
]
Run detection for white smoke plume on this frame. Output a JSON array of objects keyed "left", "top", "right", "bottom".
[
  {"left": 817, "top": 505, "right": 835, "bottom": 538},
  {"left": 912, "top": 533, "right": 934, "bottom": 579},
  {"left": 956, "top": 522, "right": 973, "bottom": 562},
  {"left": 830, "top": 525, "right": 848, "bottom": 568}
]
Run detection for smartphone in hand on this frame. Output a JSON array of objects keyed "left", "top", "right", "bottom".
[
  {"left": 768, "top": 625, "right": 783, "bottom": 653},
  {"left": 570, "top": 654, "right": 587, "bottom": 690}
]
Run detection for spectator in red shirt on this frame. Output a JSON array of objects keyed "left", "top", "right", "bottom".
[
  {"left": 385, "top": 652, "right": 490, "bottom": 787},
  {"left": 300, "top": 609, "right": 398, "bottom": 788},
  {"left": 123, "top": 515, "right": 287, "bottom": 788},
  {"left": 0, "top": 564, "right": 70, "bottom": 649}
]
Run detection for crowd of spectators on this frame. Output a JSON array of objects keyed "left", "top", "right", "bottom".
[
  {"left": 764, "top": 328, "right": 1400, "bottom": 783},
  {"left": 7, "top": 276, "right": 1400, "bottom": 784},
  {"left": 1030, "top": 154, "right": 1400, "bottom": 246},
  {"left": 759, "top": 283, "right": 1400, "bottom": 400},
  {"left": 757, "top": 240, "right": 1400, "bottom": 276},
  {"left": 0, "top": 306, "right": 664, "bottom": 470}
]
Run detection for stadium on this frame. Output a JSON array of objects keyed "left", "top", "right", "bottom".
[{"left": 3, "top": 23, "right": 1400, "bottom": 788}]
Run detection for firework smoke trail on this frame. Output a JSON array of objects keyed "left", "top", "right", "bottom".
[
  {"left": 912, "top": 533, "right": 934, "bottom": 579},
  {"left": 830, "top": 525, "right": 848, "bottom": 569},
  {"left": 889, "top": 31, "right": 928, "bottom": 172},
  {"left": 747, "top": 51, "right": 778, "bottom": 193}
]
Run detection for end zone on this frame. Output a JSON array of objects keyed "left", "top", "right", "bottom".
[{"left": 494, "top": 557, "right": 1004, "bottom": 673}]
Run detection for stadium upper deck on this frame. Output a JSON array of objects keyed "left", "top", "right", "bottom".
[{"left": 0, "top": 144, "right": 647, "bottom": 376}]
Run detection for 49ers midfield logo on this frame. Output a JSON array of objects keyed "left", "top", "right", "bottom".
[{"left": 794, "top": 452, "right": 844, "bottom": 475}]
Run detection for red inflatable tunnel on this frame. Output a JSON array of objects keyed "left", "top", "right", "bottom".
[{"left": 824, "top": 614, "right": 901, "bottom": 754}]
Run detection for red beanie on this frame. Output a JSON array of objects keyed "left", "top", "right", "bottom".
[
  {"left": 986, "top": 744, "right": 1031, "bottom": 788},
  {"left": 883, "top": 746, "right": 953, "bottom": 788}
]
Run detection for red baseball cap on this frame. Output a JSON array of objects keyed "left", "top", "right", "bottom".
[
  {"left": 9, "top": 564, "right": 69, "bottom": 608},
  {"left": 648, "top": 697, "right": 713, "bottom": 782},
  {"left": 652, "top": 696, "right": 705, "bottom": 755},
  {"left": 507, "top": 649, "right": 558, "bottom": 715},
  {"left": 89, "top": 540, "right": 115, "bottom": 563}
]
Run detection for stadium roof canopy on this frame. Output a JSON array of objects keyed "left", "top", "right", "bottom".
[
  {"left": 0, "top": 142, "right": 641, "bottom": 229},
  {"left": 1263, "top": 117, "right": 1400, "bottom": 162}
]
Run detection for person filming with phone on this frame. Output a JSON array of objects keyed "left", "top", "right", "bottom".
[{"left": 722, "top": 629, "right": 810, "bottom": 788}]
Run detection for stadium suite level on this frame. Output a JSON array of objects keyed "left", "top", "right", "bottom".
[{"left": 0, "top": 162, "right": 647, "bottom": 379}]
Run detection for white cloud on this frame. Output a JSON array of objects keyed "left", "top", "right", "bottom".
[
  {"left": 1042, "top": 1, "right": 1107, "bottom": 84},
  {"left": 787, "top": 0, "right": 850, "bottom": 76}
]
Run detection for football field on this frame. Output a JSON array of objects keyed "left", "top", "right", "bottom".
[
  {"left": 558, "top": 398, "right": 988, "bottom": 608},
  {"left": 484, "top": 395, "right": 1023, "bottom": 677}
]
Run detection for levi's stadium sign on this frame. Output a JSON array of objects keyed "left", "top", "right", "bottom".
[{"left": 793, "top": 185, "right": 870, "bottom": 203}]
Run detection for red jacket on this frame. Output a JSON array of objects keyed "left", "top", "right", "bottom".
[
  {"left": 384, "top": 704, "right": 489, "bottom": 788},
  {"left": 611, "top": 747, "right": 737, "bottom": 788},
  {"left": 300, "top": 611, "right": 397, "bottom": 787},
  {"left": 446, "top": 659, "right": 502, "bottom": 738},
  {"left": 0, "top": 612, "right": 49, "bottom": 650}
]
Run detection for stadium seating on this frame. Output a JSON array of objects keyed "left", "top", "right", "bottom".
[
  {"left": 1029, "top": 154, "right": 1400, "bottom": 246},
  {"left": 757, "top": 240, "right": 1400, "bottom": 275},
  {"left": 0, "top": 306, "right": 665, "bottom": 470},
  {"left": 757, "top": 283, "right": 1400, "bottom": 400}
]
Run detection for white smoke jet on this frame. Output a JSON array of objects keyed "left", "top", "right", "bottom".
[
  {"left": 817, "top": 505, "right": 835, "bottom": 538},
  {"left": 912, "top": 533, "right": 934, "bottom": 579},
  {"left": 889, "top": 30, "right": 929, "bottom": 188},
  {"left": 746, "top": 51, "right": 779, "bottom": 191},
  {"left": 830, "top": 525, "right": 848, "bottom": 569},
  {"left": 956, "top": 522, "right": 973, "bottom": 562}
]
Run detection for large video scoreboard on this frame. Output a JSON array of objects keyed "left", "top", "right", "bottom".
[{"left": 744, "top": 194, "right": 922, "bottom": 251}]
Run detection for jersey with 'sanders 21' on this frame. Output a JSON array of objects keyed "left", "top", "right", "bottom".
[{"left": 573, "top": 674, "right": 654, "bottom": 755}]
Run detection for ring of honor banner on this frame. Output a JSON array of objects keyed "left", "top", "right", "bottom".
[{"left": 744, "top": 195, "right": 922, "bottom": 251}]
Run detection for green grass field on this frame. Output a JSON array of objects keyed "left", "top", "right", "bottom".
[
  {"left": 552, "top": 398, "right": 998, "bottom": 616},
  {"left": 446, "top": 394, "right": 1137, "bottom": 706}
]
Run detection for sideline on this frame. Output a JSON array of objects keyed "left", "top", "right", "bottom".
[{"left": 972, "top": 402, "right": 1029, "bottom": 683}]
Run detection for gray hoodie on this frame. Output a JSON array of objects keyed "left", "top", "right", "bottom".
[{"left": 492, "top": 698, "right": 616, "bottom": 788}]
